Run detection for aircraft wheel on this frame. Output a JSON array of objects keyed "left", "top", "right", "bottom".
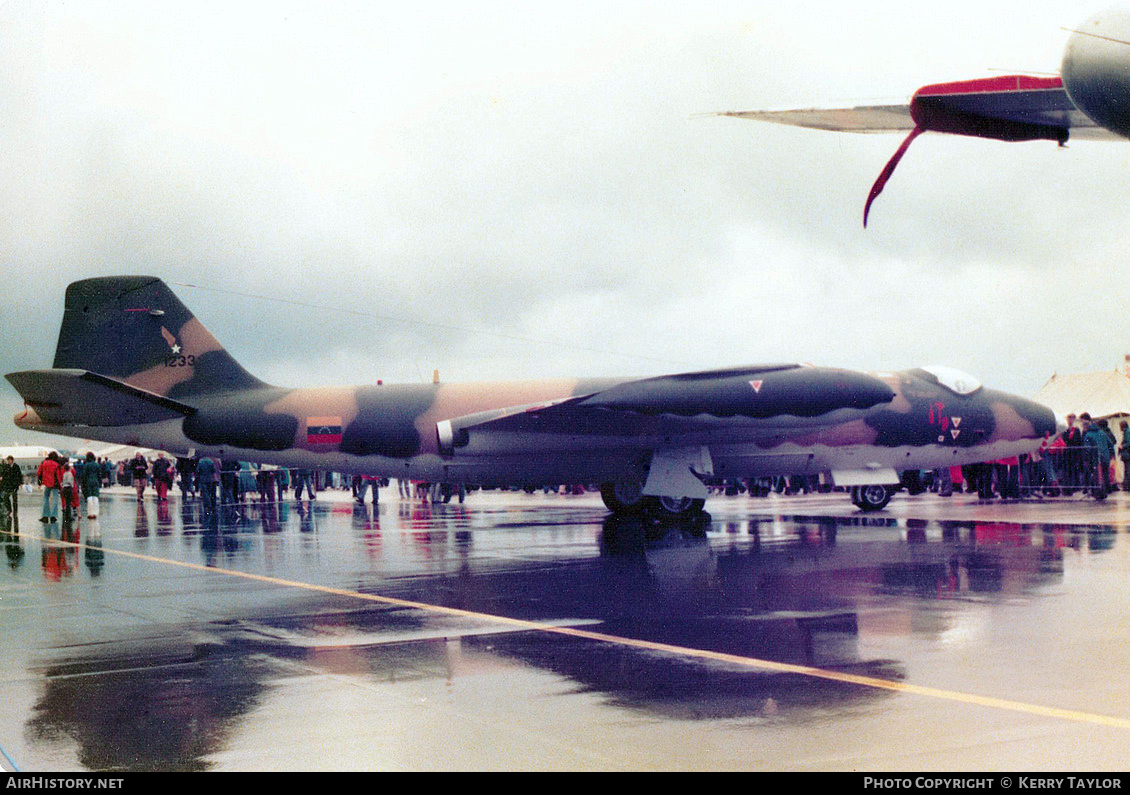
[
  {"left": 645, "top": 495, "right": 706, "bottom": 520},
  {"left": 851, "top": 485, "right": 892, "bottom": 512},
  {"left": 600, "top": 481, "right": 646, "bottom": 514}
]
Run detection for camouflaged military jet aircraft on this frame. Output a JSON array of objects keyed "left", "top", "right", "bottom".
[
  {"left": 5, "top": 277, "right": 1056, "bottom": 516},
  {"left": 722, "top": 7, "right": 1130, "bottom": 226}
]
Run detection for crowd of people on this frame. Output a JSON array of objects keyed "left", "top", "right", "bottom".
[
  {"left": 6, "top": 450, "right": 429, "bottom": 525},
  {"left": 694, "top": 411, "right": 1130, "bottom": 503},
  {"left": 115, "top": 453, "right": 361, "bottom": 519},
  {"left": 1019, "top": 411, "right": 1130, "bottom": 498},
  {"left": 7, "top": 451, "right": 108, "bottom": 523}
]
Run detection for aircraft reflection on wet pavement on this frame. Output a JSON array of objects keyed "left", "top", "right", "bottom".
[{"left": 0, "top": 490, "right": 1118, "bottom": 771}]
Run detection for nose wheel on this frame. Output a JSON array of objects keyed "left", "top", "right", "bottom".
[{"left": 851, "top": 484, "right": 892, "bottom": 511}]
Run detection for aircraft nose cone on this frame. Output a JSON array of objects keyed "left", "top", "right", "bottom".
[
  {"left": 1036, "top": 402, "right": 1058, "bottom": 438},
  {"left": 981, "top": 389, "right": 1057, "bottom": 443},
  {"left": 1003, "top": 395, "right": 1058, "bottom": 439}
]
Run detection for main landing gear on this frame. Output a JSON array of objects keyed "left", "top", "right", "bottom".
[{"left": 600, "top": 483, "right": 706, "bottom": 520}]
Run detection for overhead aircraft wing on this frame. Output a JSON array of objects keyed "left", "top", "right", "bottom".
[
  {"left": 5, "top": 369, "right": 197, "bottom": 427},
  {"left": 722, "top": 77, "right": 1121, "bottom": 138},
  {"left": 437, "top": 364, "right": 895, "bottom": 454},
  {"left": 720, "top": 105, "right": 915, "bottom": 133},
  {"left": 722, "top": 75, "right": 1124, "bottom": 226}
]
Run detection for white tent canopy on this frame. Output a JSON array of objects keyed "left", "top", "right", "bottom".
[{"left": 1033, "top": 370, "right": 1130, "bottom": 420}]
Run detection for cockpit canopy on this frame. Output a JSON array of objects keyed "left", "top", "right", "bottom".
[{"left": 918, "top": 366, "right": 982, "bottom": 396}]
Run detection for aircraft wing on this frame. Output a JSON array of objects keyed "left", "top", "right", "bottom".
[
  {"left": 720, "top": 105, "right": 915, "bottom": 133},
  {"left": 437, "top": 364, "right": 895, "bottom": 454},
  {"left": 723, "top": 76, "right": 1122, "bottom": 139},
  {"left": 5, "top": 369, "right": 196, "bottom": 427},
  {"left": 723, "top": 75, "right": 1125, "bottom": 226}
]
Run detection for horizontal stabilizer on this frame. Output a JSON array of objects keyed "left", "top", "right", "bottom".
[{"left": 5, "top": 369, "right": 196, "bottom": 427}]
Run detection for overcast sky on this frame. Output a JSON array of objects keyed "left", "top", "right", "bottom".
[{"left": 2, "top": 1, "right": 1128, "bottom": 446}]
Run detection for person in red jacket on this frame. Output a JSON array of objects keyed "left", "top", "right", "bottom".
[{"left": 37, "top": 452, "right": 61, "bottom": 523}]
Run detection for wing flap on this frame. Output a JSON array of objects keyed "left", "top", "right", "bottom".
[{"left": 5, "top": 369, "right": 196, "bottom": 426}]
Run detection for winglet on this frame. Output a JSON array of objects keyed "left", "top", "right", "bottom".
[{"left": 863, "top": 126, "right": 924, "bottom": 228}]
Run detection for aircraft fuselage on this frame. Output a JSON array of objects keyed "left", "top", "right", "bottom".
[{"left": 14, "top": 367, "right": 1054, "bottom": 490}]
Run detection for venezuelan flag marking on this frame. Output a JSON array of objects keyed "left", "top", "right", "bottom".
[{"left": 306, "top": 416, "right": 342, "bottom": 444}]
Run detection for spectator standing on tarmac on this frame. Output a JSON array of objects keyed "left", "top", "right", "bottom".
[
  {"left": 130, "top": 452, "right": 149, "bottom": 500},
  {"left": 0, "top": 455, "right": 21, "bottom": 515},
  {"left": 196, "top": 456, "right": 218, "bottom": 517},
  {"left": 58, "top": 459, "right": 76, "bottom": 522},
  {"left": 1100, "top": 419, "right": 1118, "bottom": 488},
  {"left": 1061, "top": 413, "right": 1083, "bottom": 486},
  {"left": 260, "top": 467, "right": 278, "bottom": 502},
  {"left": 152, "top": 453, "right": 174, "bottom": 502},
  {"left": 37, "top": 452, "right": 61, "bottom": 523},
  {"left": 176, "top": 457, "right": 196, "bottom": 498},
  {"left": 1120, "top": 421, "right": 1130, "bottom": 491},
  {"left": 1032, "top": 434, "right": 1061, "bottom": 495},
  {"left": 1082, "top": 413, "right": 1114, "bottom": 493},
  {"left": 293, "top": 469, "right": 316, "bottom": 501},
  {"left": 1062, "top": 413, "right": 1083, "bottom": 445},
  {"left": 82, "top": 452, "right": 101, "bottom": 518},
  {"left": 355, "top": 475, "right": 379, "bottom": 505},
  {"left": 220, "top": 460, "right": 240, "bottom": 507}
]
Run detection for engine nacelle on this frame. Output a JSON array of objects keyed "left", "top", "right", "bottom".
[{"left": 1062, "top": 6, "right": 1130, "bottom": 139}]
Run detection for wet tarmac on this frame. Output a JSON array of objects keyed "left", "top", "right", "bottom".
[{"left": 1, "top": 485, "right": 1130, "bottom": 771}]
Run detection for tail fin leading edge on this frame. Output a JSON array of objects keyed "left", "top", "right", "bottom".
[{"left": 52, "top": 276, "right": 265, "bottom": 399}]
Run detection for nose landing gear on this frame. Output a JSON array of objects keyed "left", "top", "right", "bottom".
[{"left": 850, "top": 484, "right": 893, "bottom": 511}]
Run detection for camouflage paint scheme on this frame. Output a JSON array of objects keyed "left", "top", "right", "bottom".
[{"left": 6, "top": 277, "right": 1056, "bottom": 508}]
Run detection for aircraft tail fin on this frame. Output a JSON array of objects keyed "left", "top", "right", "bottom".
[{"left": 52, "top": 276, "right": 267, "bottom": 399}]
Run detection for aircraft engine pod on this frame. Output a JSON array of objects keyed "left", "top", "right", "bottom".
[
  {"left": 1062, "top": 7, "right": 1130, "bottom": 139},
  {"left": 435, "top": 419, "right": 469, "bottom": 457}
]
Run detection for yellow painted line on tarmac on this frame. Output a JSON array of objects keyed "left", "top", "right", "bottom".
[{"left": 15, "top": 529, "right": 1130, "bottom": 731}]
